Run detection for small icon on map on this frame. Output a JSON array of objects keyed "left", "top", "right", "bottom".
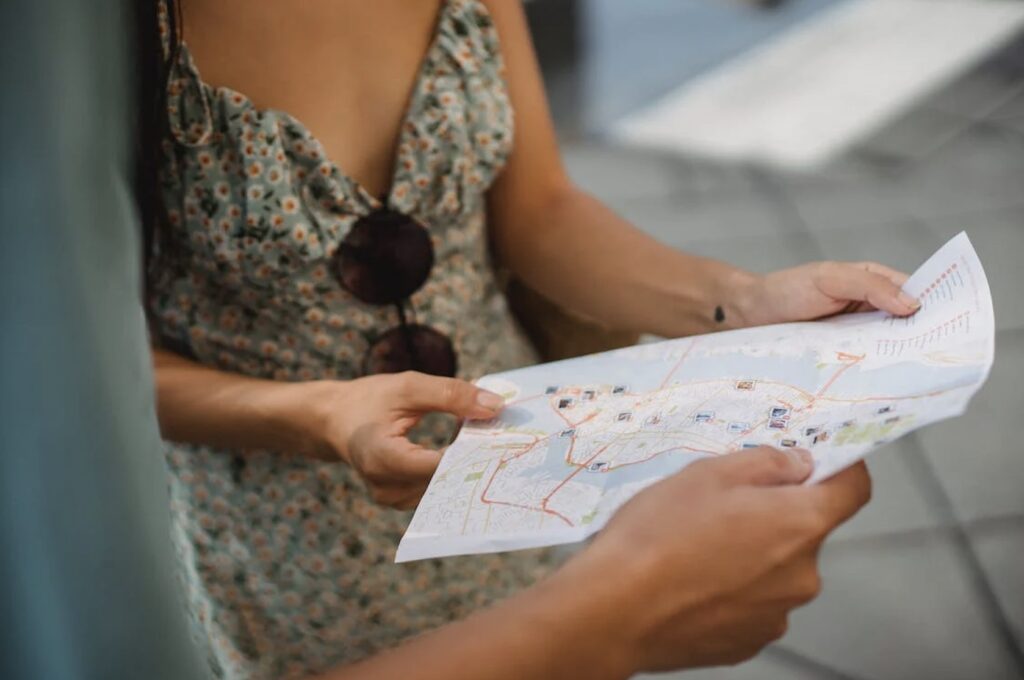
[
  {"left": 645, "top": 414, "right": 661, "bottom": 426},
  {"left": 617, "top": 412, "right": 632, "bottom": 422},
  {"left": 768, "top": 418, "right": 788, "bottom": 430},
  {"left": 545, "top": 386, "right": 558, "bottom": 395},
  {"left": 558, "top": 397, "right": 573, "bottom": 409},
  {"left": 727, "top": 421, "right": 750, "bottom": 434},
  {"left": 582, "top": 390, "right": 596, "bottom": 401},
  {"left": 612, "top": 385, "right": 627, "bottom": 395},
  {"left": 804, "top": 427, "right": 820, "bottom": 436},
  {"left": 735, "top": 380, "right": 756, "bottom": 391},
  {"left": 588, "top": 461, "right": 608, "bottom": 472},
  {"left": 741, "top": 442, "right": 761, "bottom": 449},
  {"left": 694, "top": 411, "right": 714, "bottom": 423},
  {"left": 770, "top": 406, "right": 790, "bottom": 419},
  {"left": 559, "top": 428, "right": 575, "bottom": 438},
  {"left": 780, "top": 439, "right": 797, "bottom": 448},
  {"left": 877, "top": 406, "right": 892, "bottom": 414}
]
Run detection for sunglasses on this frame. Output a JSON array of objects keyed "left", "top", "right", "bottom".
[{"left": 331, "top": 207, "right": 456, "bottom": 377}]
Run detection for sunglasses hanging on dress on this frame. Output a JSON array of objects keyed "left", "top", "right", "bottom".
[{"left": 332, "top": 207, "right": 456, "bottom": 377}]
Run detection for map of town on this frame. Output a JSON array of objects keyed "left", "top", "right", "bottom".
[{"left": 396, "top": 233, "right": 994, "bottom": 562}]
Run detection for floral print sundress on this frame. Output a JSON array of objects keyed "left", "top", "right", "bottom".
[{"left": 149, "top": 1, "right": 551, "bottom": 677}]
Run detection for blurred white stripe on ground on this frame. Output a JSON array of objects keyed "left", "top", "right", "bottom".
[{"left": 611, "top": 0, "right": 1024, "bottom": 169}]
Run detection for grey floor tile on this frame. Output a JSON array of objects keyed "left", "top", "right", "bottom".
[
  {"left": 923, "top": 68, "right": 1022, "bottom": 119},
  {"left": 783, "top": 532, "right": 1020, "bottom": 680},
  {"left": 898, "top": 124, "right": 1024, "bottom": 221},
  {"left": 992, "top": 113, "right": 1024, "bottom": 137},
  {"left": 773, "top": 155, "right": 902, "bottom": 192},
  {"left": 987, "top": 85, "right": 1024, "bottom": 123},
  {"left": 985, "top": 82, "right": 1024, "bottom": 135},
  {"left": 917, "top": 328, "right": 1024, "bottom": 522},
  {"left": 563, "top": 142, "right": 686, "bottom": 202},
  {"left": 635, "top": 649, "right": 831, "bottom": 680},
  {"left": 673, "top": 230, "right": 824, "bottom": 274},
  {"left": 832, "top": 440, "right": 943, "bottom": 542},
  {"left": 786, "top": 178, "right": 916, "bottom": 233},
  {"left": 921, "top": 204, "right": 1024, "bottom": 331},
  {"left": 616, "top": 189, "right": 802, "bottom": 246},
  {"left": 969, "top": 519, "right": 1024, "bottom": 647},
  {"left": 680, "top": 160, "right": 763, "bottom": 199},
  {"left": 811, "top": 220, "right": 942, "bottom": 277},
  {"left": 859, "top": 109, "right": 970, "bottom": 162}
]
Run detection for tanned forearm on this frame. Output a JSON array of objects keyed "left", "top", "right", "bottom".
[
  {"left": 493, "top": 185, "right": 760, "bottom": 338},
  {"left": 315, "top": 545, "right": 637, "bottom": 680},
  {"left": 152, "top": 347, "right": 324, "bottom": 455},
  {"left": 480, "top": 0, "right": 762, "bottom": 339}
]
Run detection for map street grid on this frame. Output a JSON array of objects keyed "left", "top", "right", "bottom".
[{"left": 396, "top": 233, "right": 995, "bottom": 562}]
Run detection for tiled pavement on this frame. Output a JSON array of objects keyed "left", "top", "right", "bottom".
[{"left": 555, "top": 23, "right": 1024, "bottom": 680}]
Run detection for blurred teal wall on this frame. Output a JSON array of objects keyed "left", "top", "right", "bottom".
[{"left": 0, "top": 1, "right": 206, "bottom": 677}]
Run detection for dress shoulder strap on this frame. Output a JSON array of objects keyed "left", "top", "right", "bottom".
[{"left": 157, "top": 0, "right": 175, "bottom": 62}]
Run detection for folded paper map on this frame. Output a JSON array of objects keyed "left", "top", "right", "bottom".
[{"left": 396, "top": 233, "right": 994, "bottom": 562}]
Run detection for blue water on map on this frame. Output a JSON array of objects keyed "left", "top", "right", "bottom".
[{"left": 515, "top": 436, "right": 707, "bottom": 491}]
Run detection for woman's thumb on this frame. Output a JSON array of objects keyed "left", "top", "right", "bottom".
[
  {"left": 399, "top": 372, "right": 505, "bottom": 419},
  {"left": 713, "top": 446, "right": 815, "bottom": 487}
]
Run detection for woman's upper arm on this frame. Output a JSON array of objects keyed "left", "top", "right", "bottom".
[{"left": 482, "top": 0, "right": 573, "bottom": 227}]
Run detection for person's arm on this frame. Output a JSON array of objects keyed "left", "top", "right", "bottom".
[
  {"left": 314, "top": 448, "right": 871, "bottom": 680},
  {"left": 483, "top": 0, "right": 919, "bottom": 338},
  {"left": 154, "top": 347, "right": 328, "bottom": 455},
  {"left": 153, "top": 347, "right": 505, "bottom": 508}
]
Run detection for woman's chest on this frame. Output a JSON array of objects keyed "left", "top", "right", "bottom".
[{"left": 180, "top": 0, "right": 445, "bottom": 198}]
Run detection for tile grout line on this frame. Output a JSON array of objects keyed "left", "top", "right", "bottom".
[
  {"left": 900, "top": 433, "right": 1024, "bottom": 677},
  {"left": 766, "top": 644, "right": 874, "bottom": 680},
  {"left": 745, "top": 165, "right": 826, "bottom": 256},
  {"left": 825, "top": 512, "right": 1024, "bottom": 553}
]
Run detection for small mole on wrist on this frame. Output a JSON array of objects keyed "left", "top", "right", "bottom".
[{"left": 714, "top": 305, "right": 726, "bottom": 323}]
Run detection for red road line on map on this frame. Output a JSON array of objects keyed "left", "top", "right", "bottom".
[
  {"left": 814, "top": 352, "right": 864, "bottom": 398},
  {"left": 543, "top": 443, "right": 611, "bottom": 504},
  {"left": 659, "top": 341, "right": 697, "bottom": 389},
  {"left": 725, "top": 355, "right": 863, "bottom": 447},
  {"left": 477, "top": 436, "right": 574, "bottom": 527}
]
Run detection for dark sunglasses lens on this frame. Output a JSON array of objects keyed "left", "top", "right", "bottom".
[
  {"left": 364, "top": 325, "right": 456, "bottom": 377},
  {"left": 333, "top": 208, "right": 434, "bottom": 305}
]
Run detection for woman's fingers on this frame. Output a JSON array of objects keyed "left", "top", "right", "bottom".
[
  {"left": 397, "top": 371, "right": 505, "bottom": 420},
  {"left": 859, "top": 261, "right": 909, "bottom": 287},
  {"left": 373, "top": 481, "right": 431, "bottom": 510},
  {"left": 821, "top": 262, "right": 919, "bottom": 316},
  {"left": 699, "top": 446, "right": 814, "bottom": 488},
  {"left": 361, "top": 436, "right": 442, "bottom": 482},
  {"left": 806, "top": 461, "right": 872, "bottom": 528},
  {"left": 357, "top": 438, "right": 441, "bottom": 509}
]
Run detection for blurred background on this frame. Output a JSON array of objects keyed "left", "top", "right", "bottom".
[{"left": 525, "top": 0, "right": 1024, "bottom": 678}]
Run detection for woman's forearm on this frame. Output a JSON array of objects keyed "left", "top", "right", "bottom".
[
  {"left": 152, "top": 347, "right": 326, "bottom": 455},
  {"left": 317, "top": 545, "right": 635, "bottom": 680},
  {"left": 493, "top": 187, "right": 761, "bottom": 338}
]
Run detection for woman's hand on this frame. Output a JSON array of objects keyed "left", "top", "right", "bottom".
[
  {"left": 566, "top": 447, "right": 871, "bottom": 674},
  {"left": 304, "top": 371, "right": 505, "bottom": 510},
  {"left": 740, "top": 261, "right": 920, "bottom": 327}
]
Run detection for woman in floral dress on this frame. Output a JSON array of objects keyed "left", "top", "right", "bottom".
[{"left": 138, "top": 1, "right": 920, "bottom": 677}]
